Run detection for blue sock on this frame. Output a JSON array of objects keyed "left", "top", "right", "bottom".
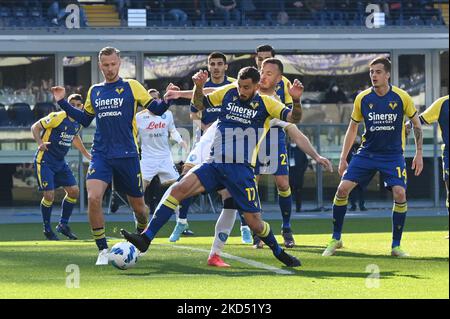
[
  {"left": 41, "top": 198, "right": 53, "bottom": 232},
  {"left": 60, "top": 195, "right": 77, "bottom": 225},
  {"left": 332, "top": 195, "right": 348, "bottom": 240},
  {"left": 92, "top": 227, "right": 108, "bottom": 250},
  {"left": 278, "top": 188, "right": 292, "bottom": 230},
  {"left": 144, "top": 195, "right": 178, "bottom": 240},
  {"left": 238, "top": 211, "right": 247, "bottom": 226},
  {"left": 178, "top": 197, "right": 192, "bottom": 219},
  {"left": 392, "top": 202, "right": 407, "bottom": 248},
  {"left": 257, "top": 222, "right": 282, "bottom": 257}
]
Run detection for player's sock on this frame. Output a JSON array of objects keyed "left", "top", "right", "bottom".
[
  {"left": 256, "top": 222, "right": 283, "bottom": 257},
  {"left": 144, "top": 195, "right": 179, "bottom": 241},
  {"left": 178, "top": 197, "right": 192, "bottom": 220},
  {"left": 60, "top": 195, "right": 77, "bottom": 225},
  {"left": 238, "top": 211, "right": 248, "bottom": 226},
  {"left": 278, "top": 188, "right": 292, "bottom": 231},
  {"left": 210, "top": 207, "right": 237, "bottom": 257},
  {"left": 392, "top": 201, "right": 407, "bottom": 248},
  {"left": 332, "top": 194, "right": 349, "bottom": 240},
  {"left": 92, "top": 227, "right": 108, "bottom": 250},
  {"left": 41, "top": 198, "right": 53, "bottom": 232}
]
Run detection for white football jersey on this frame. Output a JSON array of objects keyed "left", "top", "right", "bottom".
[{"left": 136, "top": 110, "right": 183, "bottom": 161}]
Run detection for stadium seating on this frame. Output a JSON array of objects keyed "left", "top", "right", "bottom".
[
  {"left": 7, "top": 103, "right": 34, "bottom": 127},
  {"left": 34, "top": 102, "right": 57, "bottom": 121},
  {"left": 0, "top": 0, "right": 447, "bottom": 29},
  {"left": 0, "top": 104, "right": 10, "bottom": 127}
]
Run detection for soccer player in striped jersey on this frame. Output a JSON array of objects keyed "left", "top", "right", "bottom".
[
  {"left": 51, "top": 47, "right": 175, "bottom": 265},
  {"left": 322, "top": 57, "right": 424, "bottom": 258},
  {"left": 408, "top": 95, "right": 448, "bottom": 238},
  {"left": 121, "top": 67, "right": 304, "bottom": 267},
  {"left": 31, "top": 94, "right": 91, "bottom": 241}
]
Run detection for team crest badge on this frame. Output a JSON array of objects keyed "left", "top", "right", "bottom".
[
  {"left": 96, "top": 91, "right": 100, "bottom": 97},
  {"left": 116, "top": 87, "right": 124, "bottom": 95},
  {"left": 389, "top": 102, "right": 398, "bottom": 110},
  {"left": 42, "top": 182, "right": 48, "bottom": 188},
  {"left": 369, "top": 104, "right": 374, "bottom": 109},
  {"left": 275, "top": 84, "right": 281, "bottom": 92},
  {"left": 250, "top": 102, "right": 259, "bottom": 109},
  {"left": 87, "top": 168, "right": 96, "bottom": 176},
  {"left": 161, "top": 114, "right": 167, "bottom": 119},
  {"left": 233, "top": 96, "right": 238, "bottom": 101}
]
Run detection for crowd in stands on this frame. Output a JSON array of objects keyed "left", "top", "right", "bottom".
[
  {"left": 0, "top": 80, "right": 88, "bottom": 128},
  {"left": 0, "top": 0, "right": 446, "bottom": 28}
]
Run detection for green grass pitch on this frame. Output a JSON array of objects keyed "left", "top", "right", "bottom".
[{"left": 0, "top": 216, "right": 448, "bottom": 299}]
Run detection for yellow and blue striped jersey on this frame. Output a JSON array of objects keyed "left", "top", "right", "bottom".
[
  {"left": 420, "top": 95, "right": 449, "bottom": 157},
  {"left": 35, "top": 111, "right": 81, "bottom": 163},
  {"left": 84, "top": 78, "right": 154, "bottom": 159},
  {"left": 199, "top": 83, "right": 291, "bottom": 167},
  {"left": 268, "top": 75, "right": 293, "bottom": 142},
  {"left": 351, "top": 85, "right": 417, "bottom": 156}
]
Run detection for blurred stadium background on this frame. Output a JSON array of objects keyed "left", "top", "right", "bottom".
[{"left": 0, "top": 0, "right": 448, "bottom": 215}]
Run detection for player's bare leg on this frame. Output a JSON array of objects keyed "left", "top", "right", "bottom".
[
  {"left": 127, "top": 195, "right": 150, "bottom": 234},
  {"left": 86, "top": 179, "right": 109, "bottom": 265}
]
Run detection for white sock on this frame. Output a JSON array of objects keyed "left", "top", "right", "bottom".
[
  {"left": 177, "top": 218, "right": 187, "bottom": 224},
  {"left": 209, "top": 209, "right": 237, "bottom": 257}
]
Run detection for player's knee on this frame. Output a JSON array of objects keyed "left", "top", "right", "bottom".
[
  {"left": 393, "top": 187, "right": 406, "bottom": 202},
  {"left": 88, "top": 192, "right": 103, "bottom": 207},
  {"left": 43, "top": 191, "right": 55, "bottom": 203},
  {"left": 336, "top": 185, "right": 350, "bottom": 198},
  {"left": 66, "top": 187, "right": 79, "bottom": 199},
  {"left": 275, "top": 176, "right": 290, "bottom": 192}
]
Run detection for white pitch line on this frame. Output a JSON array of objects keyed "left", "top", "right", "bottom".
[{"left": 162, "top": 244, "right": 294, "bottom": 275}]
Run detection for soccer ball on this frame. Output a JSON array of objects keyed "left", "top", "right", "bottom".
[{"left": 108, "top": 242, "right": 139, "bottom": 270}]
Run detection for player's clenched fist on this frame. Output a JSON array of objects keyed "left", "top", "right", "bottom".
[
  {"left": 51, "top": 86, "right": 66, "bottom": 102},
  {"left": 289, "top": 79, "right": 304, "bottom": 101},
  {"left": 192, "top": 70, "right": 209, "bottom": 87}
]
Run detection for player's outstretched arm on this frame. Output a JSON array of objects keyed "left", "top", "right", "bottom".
[
  {"left": 285, "top": 79, "right": 304, "bottom": 123},
  {"left": 410, "top": 114, "right": 424, "bottom": 176},
  {"left": 72, "top": 135, "right": 92, "bottom": 161},
  {"left": 191, "top": 70, "right": 209, "bottom": 111},
  {"left": 338, "top": 120, "right": 359, "bottom": 176},
  {"left": 285, "top": 125, "right": 333, "bottom": 172},
  {"left": 51, "top": 86, "right": 94, "bottom": 127}
]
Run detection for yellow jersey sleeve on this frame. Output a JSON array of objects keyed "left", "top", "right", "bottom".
[
  {"left": 351, "top": 95, "right": 364, "bottom": 123},
  {"left": 420, "top": 96, "right": 448, "bottom": 124},
  {"left": 392, "top": 86, "right": 417, "bottom": 118},
  {"left": 127, "top": 79, "right": 153, "bottom": 108},
  {"left": 203, "top": 83, "right": 236, "bottom": 108},
  {"left": 40, "top": 111, "right": 67, "bottom": 129},
  {"left": 262, "top": 95, "right": 290, "bottom": 121},
  {"left": 84, "top": 86, "right": 95, "bottom": 115}
]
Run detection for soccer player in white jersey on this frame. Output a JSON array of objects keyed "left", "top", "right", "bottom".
[{"left": 137, "top": 89, "right": 188, "bottom": 193}]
